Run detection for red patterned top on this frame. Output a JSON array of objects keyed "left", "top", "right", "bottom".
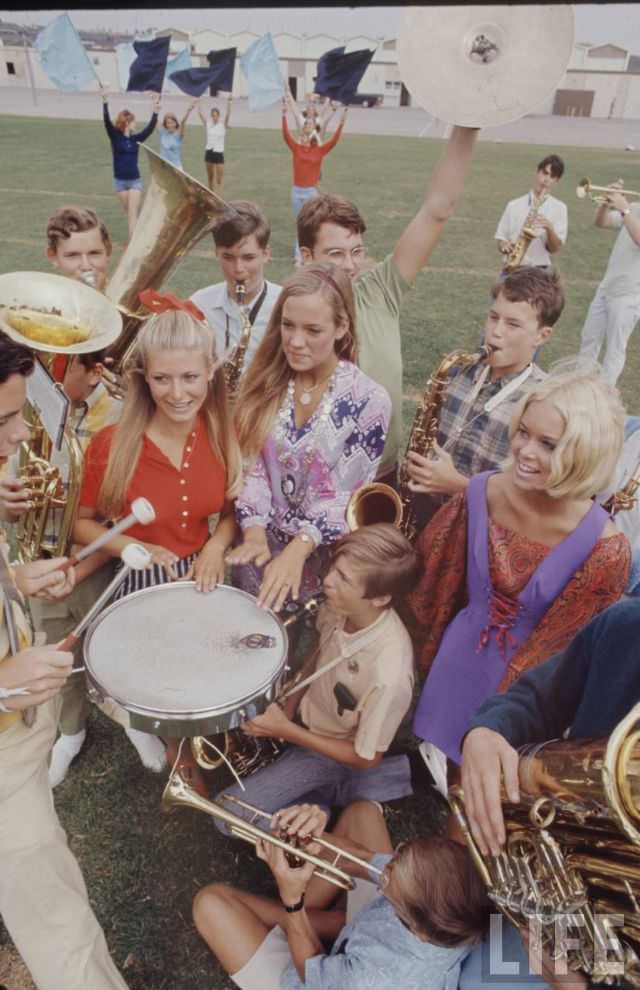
[{"left": 404, "top": 493, "right": 630, "bottom": 688}]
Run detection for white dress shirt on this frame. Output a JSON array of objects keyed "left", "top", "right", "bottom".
[
  {"left": 190, "top": 279, "right": 281, "bottom": 375},
  {"left": 495, "top": 191, "right": 568, "bottom": 267}
]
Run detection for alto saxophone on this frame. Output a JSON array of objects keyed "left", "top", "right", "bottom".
[
  {"left": 398, "top": 345, "right": 491, "bottom": 541},
  {"left": 503, "top": 191, "right": 548, "bottom": 272},
  {"left": 223, "top": 281, "right": 253, "bottom": 403}
]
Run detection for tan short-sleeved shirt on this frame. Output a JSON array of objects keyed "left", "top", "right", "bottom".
[
  {"left": 0, "top": 542, "right": 32, "bottom": 732},
  {"left": 299, "top": 606, "right": 414, "bottom": 761}
]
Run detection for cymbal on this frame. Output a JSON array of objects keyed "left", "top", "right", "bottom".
[
  {"left": 397, "top": 5, "right": 575, "bottom": 128},
  {"left": 0, "top": 271, "right": 122, "bottom": 354}
]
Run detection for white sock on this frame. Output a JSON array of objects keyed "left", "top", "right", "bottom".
[
  {"left": 124, "top": 727, "right": 166, "bottom": 772},
  {"left": 48, "top": 729, "right": 87, "bottom": 788}
]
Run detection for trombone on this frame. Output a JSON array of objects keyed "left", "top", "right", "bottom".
[
  {"left": 576, "top": 177, "right": 640, "bottom": 205},
  {"left": 162, "top": 772, "right": 383, "bottom": 891}
]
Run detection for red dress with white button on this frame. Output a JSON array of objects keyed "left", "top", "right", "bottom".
[{"left": 79, "top": 415, "right": 226, "bottom": 557}]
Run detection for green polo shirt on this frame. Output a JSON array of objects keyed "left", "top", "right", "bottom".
[{"left": 354, "top": 254, "right": 410, "bottom": 475}]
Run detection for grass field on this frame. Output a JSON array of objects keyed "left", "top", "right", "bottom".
[{"left": 0, "top": 114, "right": 639, "bottom": 990}]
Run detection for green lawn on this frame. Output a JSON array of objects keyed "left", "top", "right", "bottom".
[{"left": 0, "top": 115, "right": 638, "bottom": 989}]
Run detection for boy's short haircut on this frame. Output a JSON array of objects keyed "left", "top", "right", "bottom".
[
  {"left": 46, "top": 206, "right": 112, "bottom": 255},
  {"left": 537, "top": 154, "right": 565, "bottom": 180},
  {"left": 297, "top": 194, "right": 366, "bottom": 252},
  {"left": 212, "top": 201, "right": 271, "bottom": 250},
  {"left": 0, "top": 330, "right": 35, "bottom": 384},
  {"left": 73, "top": 349, "right": 107, "bottom": 371},
  {"left": 332, "top": 523, "right": 422, "bottom": 603},
  {"left": 491, "top": 267, "right": 565, "bottom": 328}
]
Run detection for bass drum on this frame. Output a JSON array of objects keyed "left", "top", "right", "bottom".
[{"left": 83, "top": 583, "right": 289, "bottom": 738}]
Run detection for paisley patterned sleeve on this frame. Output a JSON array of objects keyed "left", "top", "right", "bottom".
[
  {"left": 399, "top": 493, "right": 469, "bottom": 677},
  {"left": 235, "top": 452, "right": 273, "bottom": 530},
  {"left": 499, "top": 532, "right": 631, "bottom": 690}
]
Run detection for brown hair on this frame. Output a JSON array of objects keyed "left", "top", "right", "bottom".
[
  {"left": 297, "top": 194, "right": 366, "bottom": 252},
  {"left": 46, "top": 206, "right": 112, "bottom": 255},
  {"left": 73, "top": 350, "right": 107, "bottom": 372},
  {"left": 213, "top": 201, "right": 271, "bottom": 250},
  {"left": 235, "top": 263, "right": 357, "bottom": 462},
  {"left": 332, "top": 524, "right": 422, "bottom": 603},
  {"left": 391, "top": 836, "right": 490, "bottom": 946},
  {"left": 537, "top": 154, "right": 564, "bottom": 179},
  {"left": 0, "top": 330, "right": 35, "bottom": 384},
  {"left": 115, "top": 109, "right": 134, "bottom": 133},
  {"left": 162, "top": 113, "right": 179, "bottom": 129},
  {"left": 491, "top": 267, "right": 564, "bottom": 328}
]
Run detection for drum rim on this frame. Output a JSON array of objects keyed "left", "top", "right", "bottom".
[{"left": 83, "top": 582, "right": 290, "bottom": 718}]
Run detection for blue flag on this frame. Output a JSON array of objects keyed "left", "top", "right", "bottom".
[
  {"left": 127, "top": 36, "right": 171, "bottom": 93},
  {"left": 240, "top": 33, "right": 284, "bottom": 111},
  {"left": 34, "top": 13, "right": 97, "bottom": 92},
  {"left": 205, "top": 48, "right": 236, "bottom": 96},
  {"left": 165, "top": 47, "right": 192, "bottom": 94},
  {"left": 314, "top": 48, "right": 375, "bottom": 103}
]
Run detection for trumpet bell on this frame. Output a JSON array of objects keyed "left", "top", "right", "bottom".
[
  {"left": 0, "top": 270, "right": 122, "bottom": 355},
  {"left": 397, "top": 4, "right": 575, "bottom": 127}
]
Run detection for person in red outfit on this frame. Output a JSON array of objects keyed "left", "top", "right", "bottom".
[{"left": 282, "top": 94, "right": 348, "bottom": 260}]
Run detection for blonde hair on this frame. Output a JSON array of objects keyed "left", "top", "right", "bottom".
[
  {"left": 98, "top": 310, "right": 242, "bottom": 518},
  {"left": 235, "top": 263, "right": 358, "bottom": 463},
  {"left": 507, "top": 363, "right": 625, "bottom": 499},
  {"left": 333, "top": 524, "right": 422, "bottom": 602}
]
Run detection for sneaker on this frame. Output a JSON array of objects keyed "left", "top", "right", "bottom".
[
  {"left": 124, "top": 727, "right": 167, "bottom": 772},
  {"left": 49, "top": 729, "right": 87, "bottom": 788}
]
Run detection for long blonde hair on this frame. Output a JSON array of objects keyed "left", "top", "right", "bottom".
[
  {"left": 507, "top": 363, "right": 625, "bottom": 499},
  {"left": 235, "top": 263, "right": 357, "bottom": 463},
  {"left": 98, "top": 310, "right": 242, "bottom": 518}
]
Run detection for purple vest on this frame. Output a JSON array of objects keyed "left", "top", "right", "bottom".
[{"left": 412, "top": 471, "right": 607, "bottom": 763}]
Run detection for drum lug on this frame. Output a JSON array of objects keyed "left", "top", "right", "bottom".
[{"left": 87, "top": 683, "right": 104, "bottom": 704}]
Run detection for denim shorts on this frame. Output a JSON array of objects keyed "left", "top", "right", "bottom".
[{"left": 113, "top": 177, "right": 142, "bottom": 192}]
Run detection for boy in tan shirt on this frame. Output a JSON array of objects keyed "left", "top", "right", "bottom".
[{"left": 212, "top": 524, "right": 421, "bottom": 827}]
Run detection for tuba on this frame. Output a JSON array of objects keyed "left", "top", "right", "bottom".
[
  {"left": 104, "top": 147, "right": 229, "bottom": 371},
  {"left": 0, "top": 271, "right": 122, "bottom": 562},
  {"left": 223, "top": 281, "right": 253, "bottom": 403},
  {"left": 450, "top": 702, "right": 640, "bottom": 986}
]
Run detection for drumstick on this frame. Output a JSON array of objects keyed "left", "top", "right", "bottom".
[
  {"left": 61, "top": 543, "right": 152, "bottom": 655},
  {"left": 62, "top": 497, "right": 156, "bottom": 571}
]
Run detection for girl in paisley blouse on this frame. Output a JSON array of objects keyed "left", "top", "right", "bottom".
[
  {"left": 227, "top": 264, "right": 391, "bottom": 611},
  {"left": 404, "top": 366, "right": 630, "bottom": 771}
]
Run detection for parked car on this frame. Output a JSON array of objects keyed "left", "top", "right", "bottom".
[{"left": 346, "top": 93, "right": 383, "bottom": 108}]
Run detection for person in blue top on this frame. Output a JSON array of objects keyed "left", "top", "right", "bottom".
[
  {"left": 157, "top": 100, "right": 197, "bottom": 171},
  {"left": 193, "top": 799, "right": 490, "bottom": 990},
  {"left": 100, "top": 84, "right": 160, "bottom": 238}
]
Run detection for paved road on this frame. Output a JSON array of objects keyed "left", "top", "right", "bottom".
[{"left": 2, "top": 85, "right": 639, "bottom": 149}]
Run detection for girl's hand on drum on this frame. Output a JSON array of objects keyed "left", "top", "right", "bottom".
[
  {"left": 191, "top": 538, "right": 226, "bottom": 592},
  {"left": 257, "top": 541, "right": 306, "bottom": 611},
  {"left": 142, "top": 542, "right": 179, "bottom": 580},
  {"left": 242, "top": 702, "right": 292, "bottom": 739},
  {"left": 225, "top": 528, "right": 271, "bottom": 568}
]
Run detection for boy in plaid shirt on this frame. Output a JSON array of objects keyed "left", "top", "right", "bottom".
[{"left": 405, "top": 267, "right": 564, "bottom": 527}]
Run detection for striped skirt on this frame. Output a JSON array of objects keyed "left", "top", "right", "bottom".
[{"left": 113, "top": 553, "right": 197, "bottom": 600}]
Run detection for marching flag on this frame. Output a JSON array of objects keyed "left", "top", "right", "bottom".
[
  {"left": 205, "top": 47, "right": 236, "bottom": 96},
  {"left": 34, "top": 13, "right": 98, "bottom": 92},
  {"left": 115, "top": 42, "right": 136, "bottom": 92},
  {"left": 127, "top": 36, "right": 171, "bottom": 92},
  {"left": 165, "top": 47, "right": 192, "bottom": 94},
  {"left": 240, "top": 33, "right": 284, "bottom": 111},
  {"left": 314, "top": 47, "right": 375, "bottom": 104}
]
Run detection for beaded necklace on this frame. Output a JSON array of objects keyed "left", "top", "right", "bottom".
[{"left": 274, "top": 362, "right": 341, "bottom": 509}]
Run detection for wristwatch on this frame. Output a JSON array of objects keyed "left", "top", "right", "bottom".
[
  {"left": 621, "top": 207, "right": 631, "bottom": 218},
  {"left": 283, "top": 893, "right": 305, "bottom": 913},
  {"left": 296, "top": 533, "right": 314, "bottom": 548}
]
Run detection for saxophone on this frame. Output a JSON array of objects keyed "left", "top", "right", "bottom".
[
  {"left": 223, "top": 282, "right": 253, "bottom": 403},
  {"left": 603, "top": 461, "right": 640, "bottom": 516},
  {"left": 397, "top": 345, "right": 491, "bottom": 541},
  {"left": 450, "top": 702, "right": 640, "bottom": 986},
  {"left": 503, "top": 191, "right": 548, "bottom": 272}
]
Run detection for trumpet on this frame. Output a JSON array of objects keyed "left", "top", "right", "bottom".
[
  {"left": 576, "top": 177, "right": 640, "bottom": 205},
  {"left": 162, "top": 772, "right": 383, "bottom": 891}
]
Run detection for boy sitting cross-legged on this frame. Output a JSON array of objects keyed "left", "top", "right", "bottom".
[{"left": 212, "top": 523, "right": 422, "bottom": 829}]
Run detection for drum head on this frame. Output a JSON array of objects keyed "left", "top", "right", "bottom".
[
  {"left": 397, "top": 5, "right": 575, "bottom": 127},
  {"left": 84, "top": 584, "right": 288, "bottom": 730}
]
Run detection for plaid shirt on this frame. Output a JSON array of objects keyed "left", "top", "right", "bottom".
[
  {"left": 42, "top": 383, "right": 121, "bottom": 547},
  {"left": 436, "top": 362, "right": 546, "bottom": 478}
]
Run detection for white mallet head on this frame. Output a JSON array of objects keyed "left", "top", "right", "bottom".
[
  {"left": 121, "top": 543, "right": 152, "bottom": 571},
  {"left": 131, "top": 497, "right": 156, "bottom": 526}
]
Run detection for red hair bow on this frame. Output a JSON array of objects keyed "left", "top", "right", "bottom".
[{"left": 139, "top": 288, "right": 205, "bottom": 322}]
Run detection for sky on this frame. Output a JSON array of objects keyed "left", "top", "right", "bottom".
[{"left": 1, "top": 4, "right": 640, "bottom": 52}]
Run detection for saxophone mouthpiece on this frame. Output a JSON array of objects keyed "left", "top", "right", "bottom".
[
  {"left": 235, "top": 281, "right": 246, "bottom": 306},
  {"left": 479, "top": 343, "right": 494, "bottom": 359}
]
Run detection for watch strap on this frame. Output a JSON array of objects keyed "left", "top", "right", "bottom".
[{"left": 283, "top": 893, "right": 305, "bottom": 913}]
